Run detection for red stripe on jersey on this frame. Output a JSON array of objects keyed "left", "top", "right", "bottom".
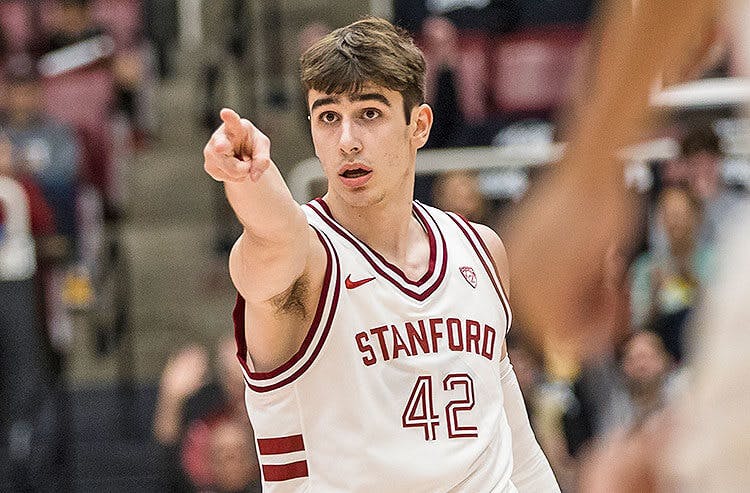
[
  {"left": 257, "top": 434, "right": 305, "bottom": 455},
  {"left": 233, "top": 293, "right": 251, "bottom": 387},
  {"left": 240, "top": 229, "right": 342, "bottom": 392},
  {"left": 306, "top": 199, "right": 448, "bottom": 301},
  {"left": 447, "top": 213, "right": 511, "bottom": 334},
  {"left": 262, "top": 460, "right": 309, "bottom": 482},
  {"left": 233, "top": 227, "right": 341, "bottom": 392},
  {"left": 464, "top": 219, "right": 512, "bottom": 305}
]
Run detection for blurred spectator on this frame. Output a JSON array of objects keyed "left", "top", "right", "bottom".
[
  {"left": 0, "top": 129, "right": 37, "bottom": 280},
  {"left": 656, "top": 123, "right": 746, "bottom": 251},
  {"left": 153, "top": 337, "right": 260, "bottom": 491},
  {"left": 293, "top": 21, "right": 331, "bottom": 121},
  {"left": 0, "top": 129, "right": 57, "bottom": 240},
  {"left": 575, "top": 331, "right": 678, "bottom": 492},
  {"left": 43, "top": 0, "right": 153, "bottom": 146},
  {"left": 632, "top": 185, "right": 715, "bottom": 361},
  {"left": 0, "top": 129, "right": 56, "bottom": 491},
  {"left": 417, "top": 16, "right": 462, "bottom": 147},
  {"left": 196, "top": 418, "right": 261, "bottom": 493},
  {"left": 2, "top": 56, "right": 80, "bottom": 255},
  {"left": 2, "top": 56, "right": 86, "bottom": 351},
  {"left": 564, "top": 331, "right": 676, "bottom": 463},
  {"left": 508, "top": 336, "right": 578, "bottom": 492},
  {"left": 0, "top": 126, "right": 68, "bottom": 344},
  {"left": 431, "top": 169, "right": 491, "bottom": 223},
  {"left": 619, "top": 331, "right": 677, "bottom": 422}
]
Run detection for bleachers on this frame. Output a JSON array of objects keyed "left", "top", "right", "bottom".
[
  {"left": 491, "top": 26, "right": 587, "bottom": 118},
  {"left": 417, "top": 22, "right": 589, "bottom": 148}
]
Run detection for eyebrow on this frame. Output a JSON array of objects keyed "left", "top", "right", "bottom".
[
  {"left": 309, "top": 92, "right": 392, "bottom": 113},
  {"left": 310, "top": 96, "right": 339, "bottom": 113},
  {"left": 350, "top": 93, "right": 392, "bottom": 107}
]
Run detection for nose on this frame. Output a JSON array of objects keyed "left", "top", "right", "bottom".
[{"left": 339, "top": 119, "right": 362, "bottom": 155}]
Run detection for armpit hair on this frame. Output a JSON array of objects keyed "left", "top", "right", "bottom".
[{"left": 269, "top": 275, "right": 308, "bottom": 317}]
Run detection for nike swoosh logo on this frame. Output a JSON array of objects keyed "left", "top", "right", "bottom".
[{"left": 345, "top": 274, "right": 375, "bottom": 289}]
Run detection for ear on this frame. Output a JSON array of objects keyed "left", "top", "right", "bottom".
[{"left": 411, "top": 104, "right": 433, "bottom": 149}]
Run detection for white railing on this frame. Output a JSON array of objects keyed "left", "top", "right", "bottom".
[{"left": 288, "top": 78, "right": 750, "bottom": 203}]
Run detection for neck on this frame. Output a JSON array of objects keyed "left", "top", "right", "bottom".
[{"left": 324, "top": 188, "right": 420, "bottom": 263}]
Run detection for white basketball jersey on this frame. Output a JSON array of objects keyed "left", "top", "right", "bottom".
[{"left": 233, "top": 199, "right": 516, "bottom": 492}]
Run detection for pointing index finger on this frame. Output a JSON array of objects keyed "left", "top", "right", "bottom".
[{"left": 220, "top": 108, "right": 245, "bottom": 141}]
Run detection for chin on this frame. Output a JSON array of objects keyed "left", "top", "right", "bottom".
[{"left": 341, "top": 189, "right": 385, "bottom": 209}]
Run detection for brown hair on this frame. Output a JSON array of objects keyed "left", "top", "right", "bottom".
[
  {"left": 680, "top": 124, "right": 722, "bottom": 157},
  {"left": 299, "top": 17, "right": 426, "bottom": 124}
]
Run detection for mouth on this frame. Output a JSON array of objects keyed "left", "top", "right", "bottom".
[
  {"left": 338, "top": 163, "right": 373, "bottom": 188},
  {"left": 339, "top": 168, "right": 371, "bottom": 178}
]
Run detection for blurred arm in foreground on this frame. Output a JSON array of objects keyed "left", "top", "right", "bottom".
[{"left": 502, "top": 0, "right": 721, "bottom": 361}]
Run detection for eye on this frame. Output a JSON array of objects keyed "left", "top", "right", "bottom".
[
  {"left": 319, "top": 111, "right": 338, "bottom": 123},
  {"left": 362, "top": 108, "right": 380, "bottom": 120}
]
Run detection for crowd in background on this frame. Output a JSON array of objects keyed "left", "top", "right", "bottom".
[
  {"left": 0, "top": 0, "right": 163, "bottom": 488},
  {"left": 1, "top": 0, "right": 749, "bottom": 491}
]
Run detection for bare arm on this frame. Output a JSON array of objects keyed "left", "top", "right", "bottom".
[
  {"left": 203, "top": 109, "right": 326, "bottom": 369},
  {"left": 204, "top": 108, "right": 318, "bottom": 304},
  {"left": 502, "top": 0, "right": 720, "bottom": 360}
]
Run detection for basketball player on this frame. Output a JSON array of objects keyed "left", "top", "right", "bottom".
[{"left": 203, "top": 17, "right": 559, "bottom": 492}]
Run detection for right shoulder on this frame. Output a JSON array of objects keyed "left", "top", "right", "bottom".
[{"left": 230, "top": 224, "right": 331, "bottom": 372}]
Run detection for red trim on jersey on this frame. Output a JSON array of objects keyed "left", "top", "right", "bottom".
[
  {"left": 446, "top": 213, "right": 512, "bottom": 333},
  {"left": 233, "top": 227, "right": 341, "bottom": 392},
  {"left": 257, "top": 434, "right": 305, "bottom": 455},
  {"left": 233, "top": 294, "right": 250, "bottom": 387},
  {"left": 319, "top": 198, "right": 436, "bottom": 285},
  {"left": 464, "top": 219, "right": 512, "bottom": 305},
  {"left": 262, "top": 460, "right": 309, "bottom": 482},
  {"left": 247, "top": 228, "right": 333, "bottom": 380},
  {"left": 305, "top": 199, "right": 447, "bottom": 302}
]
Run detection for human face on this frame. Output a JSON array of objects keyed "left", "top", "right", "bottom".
[
  {"left": 209, "top": 420, "right": 259, "bottom": 490},
  {"left": 658, "top": 188, "right": 698, "bottom": 246},
  {"left": 622, "top": 332, "right": 670, "bottom": 390},
  {"left": 7, "top": 82, "right": 41, "bottom": 123},
  {"left": 308, "top": 85, "right": 431, "bottom": 208}
]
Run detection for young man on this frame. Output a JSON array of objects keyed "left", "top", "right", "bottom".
[{"left": 203, "top": 17, "right": 558, "bottom": 492}]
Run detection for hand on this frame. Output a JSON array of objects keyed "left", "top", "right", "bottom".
[
  {"left": 159, "top": 345, "right": 209, "bottom": 404},
  {"left": 203, "top": 108, "right": 272, "bottom": 183}
]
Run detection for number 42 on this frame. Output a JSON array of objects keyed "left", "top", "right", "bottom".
[{"left": 401, "top": 373, "right": 477, "bottom": 440}]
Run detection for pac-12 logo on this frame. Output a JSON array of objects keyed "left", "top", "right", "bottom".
[{"left": 459, "top": 266, "right": 477, "bottom": 288}]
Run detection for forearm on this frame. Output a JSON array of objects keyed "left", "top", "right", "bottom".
[
  {"left": 153, "top": 394, "right": 184, "bottom": 445},
  {"left": 225, "top": 161, "right": 315, "bottom": 302},
  {"left": 224, "top": 161, "right": 307, "bottom": 241},
  {"left": 500, "top": 356, "right": 560, "bottom": 492}
]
